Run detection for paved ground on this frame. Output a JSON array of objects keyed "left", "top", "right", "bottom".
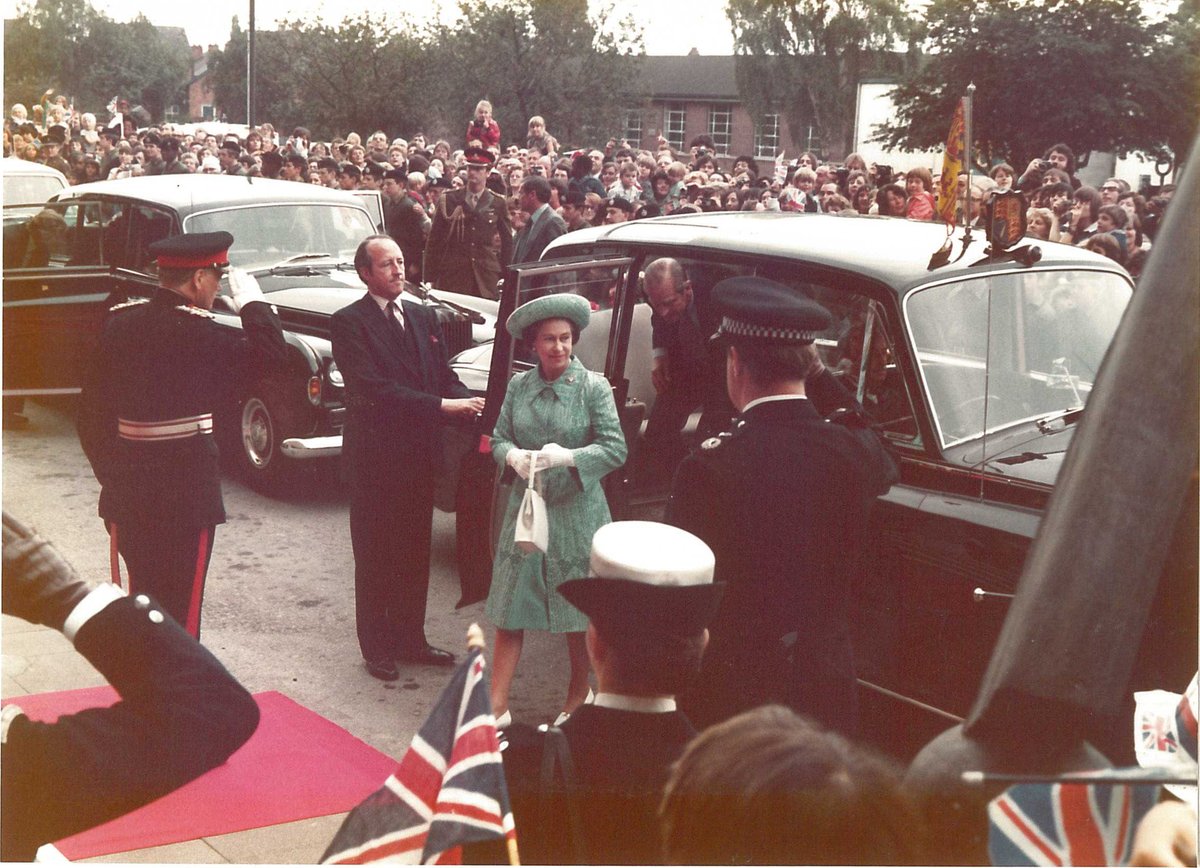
[{"left": 2, "top": 397, "right": 572, "bottom": 862}]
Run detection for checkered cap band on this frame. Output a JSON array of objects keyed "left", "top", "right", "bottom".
[{"left": 718, "top": 315, "right": 818, "bottom": 343}]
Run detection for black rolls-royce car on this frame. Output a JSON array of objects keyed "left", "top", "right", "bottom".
[
  {"left": 2, "top": 174, "right": 496, "bottom": 487},
  {"left": 445, "top": 210, "right": 1136, "bottom": 757}
]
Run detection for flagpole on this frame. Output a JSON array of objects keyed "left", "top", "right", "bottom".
[
  {"left": 467, "top": 622, "right": 521, "bottom": 866},
  {"left": 961, "top": 82, "right": 975, "bottom": 238}
]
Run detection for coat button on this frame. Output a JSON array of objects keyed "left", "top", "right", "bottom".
[{"left": 135, "top": 594, "right": 151, "bottom": 608}]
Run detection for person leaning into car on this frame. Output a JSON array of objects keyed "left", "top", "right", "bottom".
[
  {"left": 77, "top": 232, "right": 287, "bottom": 640},
  {"left": 331, "top": 235, "right": 485, "bottom": 681},
  {"left": 666, "top": 276, "right": 898, "bottom": 739}
]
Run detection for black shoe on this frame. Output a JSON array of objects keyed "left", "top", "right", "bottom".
[
  {"left": 365, "top": 658, "right": 399, "bottom": 681},
  {"left": 396, "top": 643, "right": 456, "bottom": 667}
]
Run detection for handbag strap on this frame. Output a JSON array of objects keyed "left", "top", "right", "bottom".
[{"left": 528, "top": 450, "right": 542, "bottom": 494}]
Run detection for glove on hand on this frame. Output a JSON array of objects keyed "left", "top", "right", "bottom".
[
  {"left": 536, "top": 443, "right": 575, "bottom": 470},
  {"left": 506, "top": 449, "right": 534, "bottom": 480},
  {"left": 228, "top": 268, "right": 266, "bottom": 311},
  {"left": 2, "top": 513, "right": 94, "bottom": 631}
]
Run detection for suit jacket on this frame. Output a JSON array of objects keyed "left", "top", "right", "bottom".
[
  {"left": 77, "top": 290, "right": 286, "bottom": 527},
  {"left": 666, "top": 369, "right": 898, "bottom": 735},
  {"left": 424, "top": 188, "right": 512, "bottom": 298},
  {"left": 330, "top": 292, "right": 471, "bottom": 488},
  {"left": 512, "top": 204, "right": 567, "bottom": 265},
  {"left": 468, "top": 704, "right": 696, "bottom": 865},
  {"left": 0, "top": 594, "right": 259, "bottom": 861}
]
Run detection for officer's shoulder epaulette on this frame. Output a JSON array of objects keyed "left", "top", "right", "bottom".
[
  {"left": 108, "top": 297, "right": 149, "bottom": 313},
  {"left": 175, "top": 304, "right": 214, "bottom": 320}
]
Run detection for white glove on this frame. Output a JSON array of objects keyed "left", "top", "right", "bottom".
[
  {"left": 536, "top": 443, "right": 575, "bottom": 470},
  {"left": 506, "top": 449, "right": 534, "bottom": 480},
  {"left": 228, "top": 268, "right": 266, "bottom": 310}
]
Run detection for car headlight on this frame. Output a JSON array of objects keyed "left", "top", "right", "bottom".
[{"left": 327, "top": 362, "right": 344, "bottom": 387}]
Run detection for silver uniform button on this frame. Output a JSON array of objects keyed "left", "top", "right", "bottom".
[
  {"left": 135, "top": 594, "right": 151, "bottom": 607},
  {"left": 148, "top": 610, "right": 165, "bottom": 624}
]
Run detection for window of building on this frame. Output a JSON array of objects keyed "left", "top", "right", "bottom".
[
  {"left": 754, "top": 114, "right": 780, "bottom": 159},
  {"left": 708, "top": 107, "right": 732, "bottom": 156},
  {"left": 623, "top": 110, "right": 643, "bottom": 148},
  {"left": 664, "top": 104, "right": 686, "bottom": 151},
  {"left": 202, "top": 104, "right": 215, "bottom": 121}
]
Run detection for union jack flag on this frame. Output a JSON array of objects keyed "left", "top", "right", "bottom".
[
  {"left": 321, "top": 648, "right": 516, "bottom": 864},
  {"left": 987, "top": 781, "right": 1158, "bottom": 866}
]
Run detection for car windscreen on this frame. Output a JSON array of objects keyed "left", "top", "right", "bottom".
[
  {"left": 4, "top": 173, "right": 67, "bottom": 204},
  {"left": 185, "top": 203, "right": 375, "bottom": 271},
  {"left": 905, "top": 268, "right": 1132, "bottom": 448}
]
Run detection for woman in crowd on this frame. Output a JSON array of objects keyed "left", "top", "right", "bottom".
[
  {"left": 852, "top": 184, "right": 874, "bottom": 215},
  {"left": 1026, "top": 207, "right": 1060, "bottom": 242},
  {"left": 876, "top": 182, "right": 907, "bottom": 217},
  {"left": 990, "top": 162, "right": 1014, "bottom": 190},
  {"left": 486, "top": 294, "right": 627, "bottom": 728},
  {"left": 1062, "top": 185, "right": 1102, "bottom": 244}
]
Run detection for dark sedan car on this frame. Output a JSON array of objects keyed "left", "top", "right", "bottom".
[
  {"left": 447, "top": 211, "right": 1134, "bottom": 757},
  {"left": 2, "top": 175, "right": 495, "bottom": 487}
]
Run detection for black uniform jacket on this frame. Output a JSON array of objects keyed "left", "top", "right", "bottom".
[
  {"left": 0, "top": 594, "right": 260, "bottom": 861},
  {"left": 330, "top": 292, "right": 471, "bottom": 486},
  {"left": 467, "top": 704, "right": 696, "bottom": 865},
  {"left": 666, "top": 369, "right": 898, "bottom": 733},
  {"left": 77, "top": 290, "right": 286, "bottom": 526}
]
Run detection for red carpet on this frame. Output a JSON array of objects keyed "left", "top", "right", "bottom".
[{"left": 3, "top": 687, "right": 398, "bottom": 859}]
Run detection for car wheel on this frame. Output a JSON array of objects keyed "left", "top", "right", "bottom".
[{"left": 235, "top": 392, "right": 296, "bottom": 489}]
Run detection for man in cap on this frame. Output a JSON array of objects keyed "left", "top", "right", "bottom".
[
  {"left": 217, "top": 141, "right": 244, "bottom": 176},
  {"left": 666, "top": 276, "right": 897, "bottom": 737},
  {"left": 331, "top": 236, "right": 484, "bottom": 680},
  {"left": 359, "top": 161, "right": 384, "bottom": 191},
  {"left": 258, "top": 150, "right": 284, "bottom": 180},
  {"left": 336, "top": 161, "right": 360, "bottom": 190},
  {"left": 604, "top": 196, "right": 634, "bottom": 224},
  {"left": 140, "top": 133, "right": 166, "bottom": 175},
  {"left": 77, "top": 232, "right": 287, "bottom": 639},
  {"left": 561, "top": 190, "right": 590, "bottom": 232},
  {"left": 469, "top": 521, "right": 722, "bottom": 865},
  {"left": 381, "top": 168, "right": 430, "bottom": 284},
  {"left": 512, "top": 175, "right": 567, "bottom": 265},
  {"left": 424, "top": 145, "right": 512, "bottom": 298},
  {"left": 160, "top": 136, "right": 189, "bottom": 174}
]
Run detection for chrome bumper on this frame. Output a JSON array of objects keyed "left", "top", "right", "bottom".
[{"left": 280, "top": 435, "right": 342, "bottom": 459}]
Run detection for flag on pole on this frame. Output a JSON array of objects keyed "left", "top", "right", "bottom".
[
  {"left": 936, "top": 99, "right": 965, "bottom": 225},
  {"left": 321, "top": 648, "right": 516, "bottom": 864},
  {"left": 986, "top": 780, "right": 1158, "bottom": 866}
]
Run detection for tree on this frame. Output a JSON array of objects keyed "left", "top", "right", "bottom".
[
  {"left": 1142, "top": 0, "right": 1200, "bottom": 165},
  {"left": 427, "top": 0, "right": 643, "bottom": 150},
  {"left": 873, "top": 0, "right": 1185, "bottom": 170},
  {"left": 727, "top": 0, "right": 916, "bottom": 160}
]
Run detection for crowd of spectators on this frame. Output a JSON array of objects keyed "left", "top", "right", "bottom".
[{"left": 6, "top": 96, "right": 1177, "bottom": 285}]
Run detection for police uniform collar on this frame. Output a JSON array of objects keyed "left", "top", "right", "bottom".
[
  {"left": 740, "top": 393, "right": 809, "bottom": 415},
  {"left": 592, "top": 693, "right": 677, "bottom": 714}
]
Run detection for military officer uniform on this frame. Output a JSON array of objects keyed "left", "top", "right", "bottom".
[
  {"left": 77, "top": 233, "right": 287, "bottom": 639},
  {"left": 666, "top": 278, "right": 898, "bottom": 738},
  {"left": 423, "top": 147, "right": 512, "bottom": 299}
]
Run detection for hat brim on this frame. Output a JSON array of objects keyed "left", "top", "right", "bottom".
[
  {"left": 559, "top": 577, "right": 725, "bottom": 636},
  {"left": 505, "top": 293, "right": 592, "bottom": 340}
]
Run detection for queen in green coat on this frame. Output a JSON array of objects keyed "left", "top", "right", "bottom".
[{"left": 486, "top": 293, "right": 627, "bottom": 726}]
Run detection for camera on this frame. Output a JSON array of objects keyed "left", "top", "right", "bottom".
[
  {"left": 835, "top": 167, "right": 849, "bottom": 185},
  {"left": 1037, "top": 160, "right": 1052, "bottom": 172}
]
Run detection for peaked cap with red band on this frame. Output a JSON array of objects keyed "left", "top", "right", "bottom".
[{"left": 148, "top": 232, "right": 234, "bottom": 270}]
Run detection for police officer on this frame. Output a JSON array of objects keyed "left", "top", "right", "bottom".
[
  {"left": 77, "top": 232, "right": 287, "bottom": 639},
  {"left": 424, "top": 146, "right": 512, "bottom": 299},
  {"left": 666, "top": 276, "right": 898, "bottom": 737}
]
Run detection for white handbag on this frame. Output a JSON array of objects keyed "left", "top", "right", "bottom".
[{"left": 514, "top": 451, "right": 549, "bottom": 554}]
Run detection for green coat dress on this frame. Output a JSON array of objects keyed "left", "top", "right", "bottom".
[{"left": 486, "top": 357, "right": 627, "bottom": 632}]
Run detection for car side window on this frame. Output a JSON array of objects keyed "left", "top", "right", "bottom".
[{"left": 1, "top": 201, "right": 111, "bottom": 269}]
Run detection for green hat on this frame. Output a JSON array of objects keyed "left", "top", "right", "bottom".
[{"left": 505, "top": 293, "right": 591, "bottom": 340}]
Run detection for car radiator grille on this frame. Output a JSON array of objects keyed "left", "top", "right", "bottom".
[{"left": 438, "top": 312, "right": 474, "bottom": 356}]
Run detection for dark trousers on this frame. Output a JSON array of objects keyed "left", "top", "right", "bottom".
[
  {"left": 108, "top": 520, "right": 216, "bottom": 639},
  {"left": 349, "top": 473, "right": 435, "bottom": 662}
]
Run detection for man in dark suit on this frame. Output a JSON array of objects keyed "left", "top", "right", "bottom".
[
  {"left": 331, "top": 236, "right": 485, "bottom": 681},
  {"left": 423, "top": 146, "right": 512, "bottom": 299},
  {"left": 1, "top": 513, "right": 259, "bottom": 862},
  {"left": 639, "top": 257, "right": 734, "bottom": 483},
  {"left": 512, "top": 176, "right": 567, "bottom": 265},
  {"left": 468, "top": 521, "right": 723, "bottom": 865},
  {"left": 666, "top": 277, "right": 898, "bottom": 738}
]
